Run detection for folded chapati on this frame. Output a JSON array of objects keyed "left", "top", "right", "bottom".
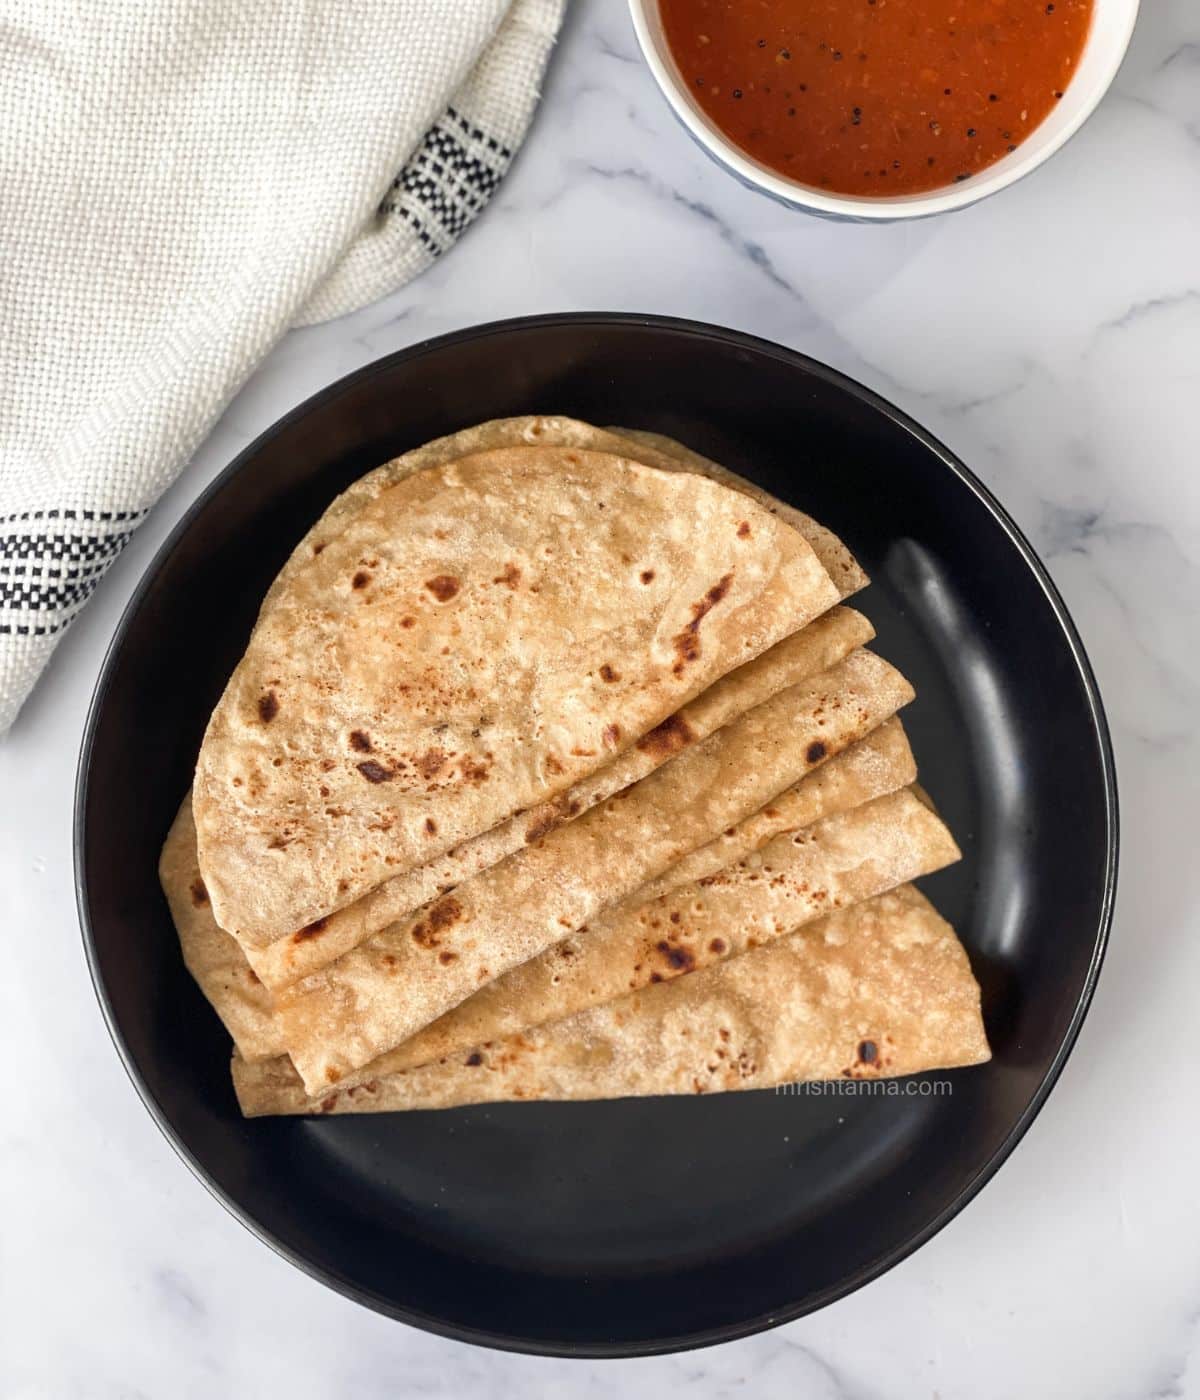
[
  {"left": 230, "top": 716, "right": 920, "bottom": 1095},
  {"left": 264, "top": 417, "right": 867, "bottom": 612},
  {"left": 160, "top": 606, "right": 872, "bottom": 1057},
  {"left": 163, "top": 707, "right": 910, "bottom": 1068},
  {"left": 328, "top": 737, "right": 946, "bottom": 1082},
  {"left": 276, "top": 647, "right": 915, "bottom": 1095},
  {"left": 194, "top": 445, "right": 843, "bottom": 946},
  {"left": 232, "top": 885, "right": 990, "bottom": 1116},
  {"left": 159, "top": 800, "right": 285, "bottom": 1062},
  {"left": 243, "top": 604, "right": 874, "bottom": 991}
]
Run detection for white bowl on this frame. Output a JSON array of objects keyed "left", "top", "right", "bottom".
[{"left": 628, "top": 0, "right": 1139, "bottom": 220}]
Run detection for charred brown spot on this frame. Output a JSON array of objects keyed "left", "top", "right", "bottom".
[
  {"left": 524, "top": 807, "right": 561, "bottom": 845},
  {"left": 356, "top": 759, "right": 393, "bottom": 784},
  {"left": 351, "top": 570, "right": 371, "bottom": 590},
  {"left": 806, "top": 740, "right": 827, "bottom": 764},
  {"left": 672, "top": 572, "right": 734, "bottom": 675},
  {"left": 349, "top": 730, "right": 372, "bottom": 752},
  {"left": 429, "top": 895, "right": 463, "bottom": 933},
  {"left": 737, "top": 520, "right": 752, "bottom": 538},
  {"left": 636, "top": 711, "right": 696, "bottom": 759},
  {"left": 649, "top": 971, "right": 664, "bottom": 983},
  {"left": 292, "top": 917, "right": 328, "bottom": 944},
  {"left": 189, "top": 879, "right": 208, "bottom": 906},
  {"left": 411, "top": 895, "right": 464, "bottom": 949},
  {"left": 545, "top": 755, "right": 564, "bottom": 775},
  {"left": 438, "top": 951, "right": 458, "bottom": 966},
  {"left": 466, "top": 1051, "right": 484, "bottom": 1066},
  {"left": 603, "top": 723, "right": 621, "bottom": 747},
  {"left": 424, "top": 817, "right": 438, "bottom": 835},
  {"left": 319, "top": 1094, "right": 338, "bottom": 1112},
  {"left": 858, "top": 1039, "right": 878, "bottom": 1064},
  {"left": 324, "top": 1067, "right": 342, "bottom": 1085},
  {"left": 400, "top": 615, "right": 416, "bottom": 629},
  {"left": 709, "top": 937, "right": 727, "bottom": 954},
  {"left": 312, "top": 541, "right": 326, "bottom": 555},
  {"left": 257, "top": 691, "right": 279, "bottom": 723},
  {"left": 656, "top": 939, "right": 696, "bottom": 971},
  {"left": 493, "top": 563, "right": 521, "bottom": 588},
  {"left": 670, "top": 911, "right": 681, "bottom": 924},
  {"left": 425, "top": 574, "right": 460, "bottom": 602},
  {"left": 460, "top": 755, "right": 490, "bottom": 783},
  {"left": 640, "top": 569, "right": 655, "bottom": 584},
  {"left": 414, "top": 748, "right": 447, "bottom": 780},
  {"left": 599, "top": 663, "right": 621, "bottom": 683}
]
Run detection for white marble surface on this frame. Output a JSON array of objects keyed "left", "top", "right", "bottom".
[{"left": 3, "top": 0, "right": 1199, "bottom": 1394}]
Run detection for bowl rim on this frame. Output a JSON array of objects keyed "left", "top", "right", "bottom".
[
  {"left": 75, "top": 311, "right": 1119, "bottom": 1357},
  {"left": 626, "top": 0, "right": 1141, "bottom": 220}
]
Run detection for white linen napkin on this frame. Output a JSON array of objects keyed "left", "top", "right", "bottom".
[{"left": 0, "top": 0, "right": 564, "bottom": 732}]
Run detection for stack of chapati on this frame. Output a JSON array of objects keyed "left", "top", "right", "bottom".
[{"left": 160, "top": 418, "right": 989, "bottom": 1117}]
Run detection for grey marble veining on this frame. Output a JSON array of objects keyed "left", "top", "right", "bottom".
[{"left": 2, "top": 0, "right": 1198, "bottom": 1394}]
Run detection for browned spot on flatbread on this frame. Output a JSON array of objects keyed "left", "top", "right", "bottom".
[
  {"left": 425, "top": 575, "right": 460, "bottom": 602},
  {"left": 636, "top": 711, "right": 696, "bottom": 759},
  {"left": 424, "top": 817, "right": 438, "bottom": 835},
  {"left": 356, "top": 760, "right": 393, "bottom": 783},
  {"left": 438, "top": 951, "right": 458, "bottom": 966},
  {"left": 671, "top": 572, "right": 734, "bottom": 676},
  {"left": 414, "top": 749, "right": 446, "bottom": 780},
  {"left": 352, "top": 570, "right": 371, "bottom": 590},
  {"left": 599, "top": 663, "right": 620, "bottom": 683},
  {"left": 312, "top": 541, "right": 326, "bottom": 556},
  {"left": 319, "top": 1094, "right": 338, "bottom": 1112},
  {"left": 656, "top": 939, "right": 696, "bottom": 971},
  {"left": 737, "top": 520, "right": 751, "bottom": 538},
  {"left": 603, "top": 723, "right": 621, "bottom": 747},
  {"left": 257, "top": 691, "right": 279, "bottom": 723},
  {"left": 858, "top": 1039, "right": 878, "bottom": 1064},
  {"left": 806, "top": 740, "right": 827, "bottom": 764},
  {"left": 412, "top": 894, "right": 463, "bottom": 949},
  {"left": 324, "top": 1067, "right": 342, "bottom": 1085},
  {"left": 524, "top": 807, "right": 560, "bottom": 845},
  {"left": 460, "top": 755, "right": 490, "bottom": 783},
  {"left": 709, "top": 937, "right": 727, "bottom": 954},
  {"left": 466, "top": 1051, "right": 484, "bottom": 1066},
  {"left": 493, "top": 563, "right": 521, "bottom": 588},
  {"left": 400, "top": 615, "right": 416, "bottom": 629},
  {"left": 545, "top": 755, "right": 564, "bottom": 775},
  {"left": 189, "top": 879, "right": 208, "bottom": 906},
  {"left": 349, "top": 730, "right": 372, "bottom": 752},
  {"left": 292, "top": 917, "right": 327, "bottom": 944},
  {"left": 428, "top": 896, "right": 462, "bottom": 932},
  {"left": 640, "top": 568, "right": 656, "bottom": 584}
]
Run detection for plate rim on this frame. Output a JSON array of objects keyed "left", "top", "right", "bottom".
[{"left": 74, "top": 311, "right": 1119, "bottom": 1358}]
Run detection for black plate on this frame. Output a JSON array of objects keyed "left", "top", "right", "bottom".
[{"left": 76, "top": 314, "right": 1116, "bottom": 1357}]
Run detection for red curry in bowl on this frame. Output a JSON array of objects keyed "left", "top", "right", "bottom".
[{"left": 660, "top": 0, "right": 1094, "bottom": 196}]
